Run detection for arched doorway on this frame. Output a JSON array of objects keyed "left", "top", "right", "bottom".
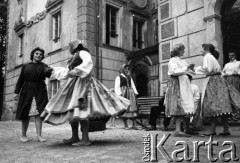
[{"left": 222, "top": 0, "right": 240, "bottom": 64}]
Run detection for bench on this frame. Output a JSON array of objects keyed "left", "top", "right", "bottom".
[{"left": 137, "top": 96, "right": 165, "bottom": 128}]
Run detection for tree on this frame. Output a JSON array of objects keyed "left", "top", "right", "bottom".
[{"left": 0, "top": 0, "right": 7, "bottom": 120}]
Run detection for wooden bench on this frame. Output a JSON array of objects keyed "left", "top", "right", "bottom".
[{"left": 137, "top": 96, "right": 165, "bottom": 128}]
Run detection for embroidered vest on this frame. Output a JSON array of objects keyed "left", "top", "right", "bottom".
[{"left": 120, "top": 75, "right": 131, "bottom": 87}]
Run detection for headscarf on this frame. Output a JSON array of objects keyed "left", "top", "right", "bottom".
[
  {"left": 118, "top": 64, "right": 130, "bottom": 74},
  {"left": 69, "top": 39, "right": 87, "bottom": 54}
]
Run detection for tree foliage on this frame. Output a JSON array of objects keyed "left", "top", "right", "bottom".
[
  {"left": 0, "top": 0, "right": 7, "bottom": 120},
  {"left": 0, "top": 0, "right": 7, "bottom": 62}
]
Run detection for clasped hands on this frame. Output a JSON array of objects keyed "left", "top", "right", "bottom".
[{"left": 187, "top": 64, "right": 196, "bottom": 75}]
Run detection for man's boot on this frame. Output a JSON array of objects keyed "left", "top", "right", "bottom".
[{"left": 63, "top": 121, "right": 80, "bottom": 144}]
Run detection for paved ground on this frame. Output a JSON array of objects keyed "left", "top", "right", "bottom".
[{"left": 0, "top": 120, "right": 240, "bottom": 163}]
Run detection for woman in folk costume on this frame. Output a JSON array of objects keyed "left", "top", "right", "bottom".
[
  {"left": 164, "top": 43, "right": 196, "bottom": 137},
  {"left": 41, "top": 40, "right": 129, "bottom": 146},
  {"left": 194, "top": 44, "right": 240, "bottom": 136},
  {"left": 222, "top": 51, "right": 240, "bottom": 92},
  {"left": 114, "top": 64, "right": 139, "bottom": 129},
  {"left": 222, "top": 51, "right": 240, "bottom": 121}
]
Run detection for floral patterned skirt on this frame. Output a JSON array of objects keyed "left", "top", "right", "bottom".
[
  {"left": 29, "top": 97, "right": 39, "bottom": 116},
  {"left": 224, "top": 75, "right": 240, "bottom": 93},
  {"left": 41, "top": 76, "right": 129, "bottom": 125},
  {"left": 202, "top": 75, "right": 240, "bottom": 117}
]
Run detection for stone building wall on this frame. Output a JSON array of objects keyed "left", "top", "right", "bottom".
[
  {"left": 3, "top": 0, "right": 77, "bottom": 120},
  {"left": 158, "top": 0, "right": 224, "bottom": 95}
]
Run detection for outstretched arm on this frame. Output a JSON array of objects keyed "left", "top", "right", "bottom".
[{"left": 70, "top": 51, "right": 93, "bottom": 78}]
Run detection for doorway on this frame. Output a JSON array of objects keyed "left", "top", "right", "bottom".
[
  {"left": 136, "top": 74, "right": 148, "bottom": 97},
  {"left": 222, "top": 0, "right": 240, "bottom": 64},
  {"left": 131, "top": 63, "right": 149, "bottom": 97}
]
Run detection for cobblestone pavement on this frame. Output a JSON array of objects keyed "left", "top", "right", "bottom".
[{"left": 0, "top": 120, "right": 240, "bottom": 163}]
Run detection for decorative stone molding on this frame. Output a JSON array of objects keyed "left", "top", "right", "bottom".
[
  {"left": 203, "top": 13, "right": 222, "bottom": 22},
  {"left": 17, "top": 0, "right": 23, "bottom": 5},
  {"left": 14, "top": 21, "right": 25, "bottom": 33},
  {"left": 45, "top": 0, "right": 64, "bottom": 12},
  {"left": 131, "top": 0, "right": 148, "bottom": 9},
  {"left": 161, "top": 64, "right": 169, "bottom": 81},
  {"left": 160, "top": 41, "right": 172, "bottom": 61},
  {"left": 25, "top": 10, "right": 47, "bottom": 28},
  {"left": 159, "top": 0, "right": 168, "bottom": 4},
  {"left": 14, "top": 7, "right": 25, "bottom": 32},
  {"left": 149, "top": 54, "right": 159, "bottom": 65},
  {"left": 128, "top": 0, "right": 157, "bottom": 15},
  {"left": 160, "top": 19, "right": 177, "bottom": 41},
  {"left": 159, "top": 1, "right": 171, "bottom": 22}
]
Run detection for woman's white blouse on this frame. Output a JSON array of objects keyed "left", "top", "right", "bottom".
[
  {"left": 168, "top": 57, "right": 188, "bottom": 76},
  {"left": 50, "top": 51, "right": 93, "bottom": 80},
  {"left": 222, "top": 60, "right": 240, "bottom": 75},
  {"left": 195, "top": 53, "right": 221, "bottom": 74}
]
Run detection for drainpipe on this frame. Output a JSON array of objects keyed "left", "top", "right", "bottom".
[{"left": 95, "top": 0, "right": 100, "bottom": 80}]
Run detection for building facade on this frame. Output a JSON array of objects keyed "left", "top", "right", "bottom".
[
  {"left": 3, "top": 0, "right": 239, "bottom": 120},
  {"left": 2, "top": 0, "right": 158, "bottom": 120},
  {"left": 158, "top": 0, "right": 240, "bottom": 93}
]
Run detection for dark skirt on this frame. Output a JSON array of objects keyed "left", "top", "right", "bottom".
[
  {"left": 191, "top": 100, "right": 202, "bottom": 128},
  {"left": 41, "top": 76, "right": 129, "bottom": 125},
  {"left": 224, "top": 75, "right": 240, "bottom": 93},
  {"left": 120, "top": 86, "right": 138, "bottom": 119},
  {"left": 202, "top": 75, "right": 240, "bottom": 117},
  {"left": 165, "top": 76, "right": 189, "bottom": 117},
  {"left": 16, "top": 82, "right": 48, "bottom": 120}
]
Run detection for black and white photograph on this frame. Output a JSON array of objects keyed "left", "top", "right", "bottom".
[{"left": 0, "top": 0, "right": 240, "bottom": 162}]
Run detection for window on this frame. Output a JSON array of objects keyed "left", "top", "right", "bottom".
[
  {"left": 106, "top": 4, "right": 118, "bottom": 44},
  {"left": 154, "top": 19, "right": 159, "bottom": 45},
  {"left": 16, "top": 33, "right": 24, "bottom": 66},
  {"left": 49, "top": 80, "right": 60, "bottom": 99},
  {"left": 133, "top": 18, "right": 144, "bottom": 49},
  {"left": 19, "top": 34, "right": 24, "bottom": 57},
  {"left": 52, "top": 11, "right": 61, "bottom": 42}
]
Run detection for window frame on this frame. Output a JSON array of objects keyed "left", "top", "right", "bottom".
[
  {"left": 19, "top": 33, "right": 24, "bottom": 57},
  {"left": 49, "top": 79, "right": 60, "bottom": 99},
  {"left": 52, "top": 11, "right": 61, "bottom": 42},
  {"left": 132, "top": 17, "right": 145, "bottom": 49},
  {"left": 106, "top": 4, "right": 119, "bottom": 44},
  {"left": 49, "top": 7, "right": 62, "bottom": 43}
]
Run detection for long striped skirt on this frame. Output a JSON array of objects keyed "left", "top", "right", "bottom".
[{"left": 41, "top": 76, "right": 129, "bottom": 125}]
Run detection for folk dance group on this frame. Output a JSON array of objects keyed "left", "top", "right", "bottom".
[
  {"left": 13, "top": 40, "right": 240, "bottom": 145},
  {"left": 13, "top": 39, "right": 138, "bottom": 145},
  {"left": 165, "top": 43, "right": 240, "bottom": 137}
]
